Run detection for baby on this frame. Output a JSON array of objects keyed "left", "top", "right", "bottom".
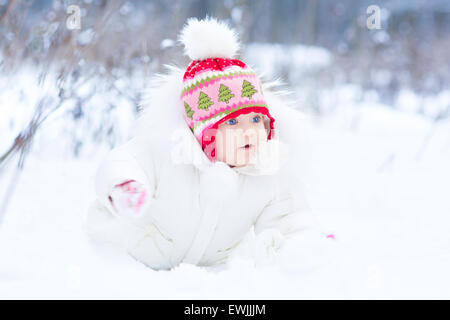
[{"left": 84, "top": 17, "right": 334, "bottom": 270}]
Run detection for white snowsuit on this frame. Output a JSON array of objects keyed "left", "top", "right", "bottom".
[{"left": 83, "top": 67, "right": 329, "bottom": 270}]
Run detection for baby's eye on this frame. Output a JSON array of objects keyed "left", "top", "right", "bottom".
[
  {"left": 226, "top": 118, "right": 237, "bottom": 125},
  {"left": 252, "top": 116, "right": 261, "bottom": 123}
]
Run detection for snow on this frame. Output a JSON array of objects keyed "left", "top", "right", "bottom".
[
  {"left": 1, "top": 93, "right": 449, "bottom": 299},
  {"left": 77, "top": 28, "right": 96, "bottom": 46},
  {"left": 1, "top": 41, "right": 449, "bottom": 299},
  {"left": 243, "top": 43, "right": 332, "bottom": 80},
  {"left": 160, "top": 39, "right": 175, "bottom": 50}
]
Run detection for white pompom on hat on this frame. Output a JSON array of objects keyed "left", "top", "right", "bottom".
[{"left": 178, "top": 17, "right": 240, "bottom": 60}]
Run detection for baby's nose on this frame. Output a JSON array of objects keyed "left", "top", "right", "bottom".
[{"left": 242, "top": 128, "right": 257, "bottom": 143}]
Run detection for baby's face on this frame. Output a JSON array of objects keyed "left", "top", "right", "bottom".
[{"left": 215, "top": 112, "right": 268, "bottom": 167}]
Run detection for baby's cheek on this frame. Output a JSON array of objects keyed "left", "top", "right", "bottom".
[
  {"left": 255, "top": 125, "right": 268, "bottom": 143},
  {"left": 214, "top": 133, "right": 225, "bottom": 161}
]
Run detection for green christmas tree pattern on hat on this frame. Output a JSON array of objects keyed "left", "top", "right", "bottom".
[
  {"left": 184, "top": 101, "right": 194, "bottom": 119},
  {"left": 198, "top": 91, "right": 214, "bottom": 110},
  {"left": 241, "top": 80, "right": 257, "bottom": 99},
  {"left": 218, "top": 84, "right": 235, "bottom": 104}
]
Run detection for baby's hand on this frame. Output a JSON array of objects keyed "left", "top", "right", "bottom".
[{"left": 109, "top": 180, "right": 148, "bottom": 217}]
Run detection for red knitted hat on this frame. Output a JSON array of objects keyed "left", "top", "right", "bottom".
[{"left": 179, "top": 17, "right": 275, "bottom": 161}]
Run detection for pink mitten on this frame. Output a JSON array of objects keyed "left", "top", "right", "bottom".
[{"left": 108, "top": 180, "right": 148, "bottom": 217}]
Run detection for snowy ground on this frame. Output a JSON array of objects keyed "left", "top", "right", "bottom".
[{"left": 1, "top": 96, "right": 449, "bottom": 299}]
